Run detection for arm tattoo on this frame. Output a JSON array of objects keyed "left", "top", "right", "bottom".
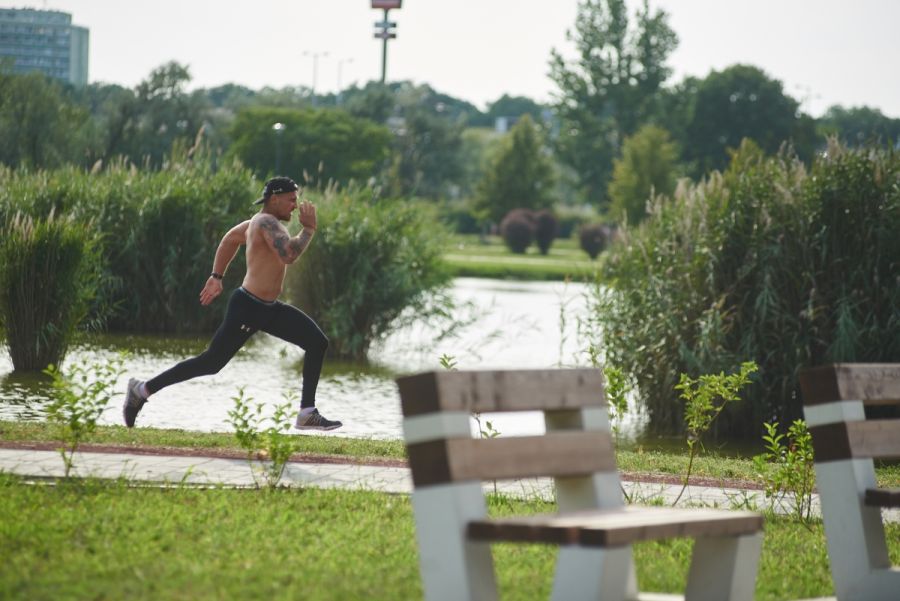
[{"left": 259, "top": 215, "right": 313, "bottom": 263}]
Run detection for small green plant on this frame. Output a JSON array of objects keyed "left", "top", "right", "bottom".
[
  {"left": 754, "top": 419, "right": 816, "bottom": 527},
  {"left": 603, "top": 365, "right": 629, "bottom": 445},
  {"left": 438, "top": 353, "right": 458, "bottom": 371},
  {"left": 672, "top": 361, "right": 758, "bottom": 504},
  {"left": 227, "top": 388, "right": 299, "bottom": 488},
  {"left": 43, "top": 354, "right": 126, "bottom": 477}
]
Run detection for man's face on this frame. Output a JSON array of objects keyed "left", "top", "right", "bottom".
[{"left": 269, "top": 190, "right": 298, "bottom": 221}]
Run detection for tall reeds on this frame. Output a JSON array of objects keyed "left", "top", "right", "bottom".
[
  {"left": 595, "top": 140, "right": 900, "bottom": 438},
  {"left": 0, "top": 212, "right": 99, "bottom": 371},
  {"left": 286, "top": 184, "right": 453, "bottom": 360}
]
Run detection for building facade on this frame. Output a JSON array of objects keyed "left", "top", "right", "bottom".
[{"left": 0, "top": 8, "right": 89, "bottom": 86}]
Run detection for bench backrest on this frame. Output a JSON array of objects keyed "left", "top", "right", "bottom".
[
  {"left": 397, "top": 368, "right": 612, "bottom": 489},
  {"left": 799, "top": 363, "right": 900, "bottom": 463}
]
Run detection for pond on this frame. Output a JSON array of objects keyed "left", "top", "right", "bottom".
[{"left": 0, "top": 278, "right": 643, "bottom": 441}]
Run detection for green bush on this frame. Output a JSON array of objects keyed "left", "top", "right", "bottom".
[
  {"left": 0, "top": 212, "right": 100, "bottom": 371},
  {"left": 593, "top": 140, "right": 900, "bottom": 438},
  {"left": 285, "top": 186, "right": 453, "bottom": 360},
  {"left": 0, "top": 160, "right": 259, "bottom": 333}
]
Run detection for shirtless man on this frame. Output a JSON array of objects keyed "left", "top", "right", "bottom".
[{"left": 122, "top": 176, "right": 340, "bottom": 431}]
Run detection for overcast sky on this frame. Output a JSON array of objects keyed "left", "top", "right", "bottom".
[{"left": 25, "top": 0, "right": 900, "bottom": 117}]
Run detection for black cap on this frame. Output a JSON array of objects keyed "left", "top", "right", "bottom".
[{"left": 254, "top": 176, "right": 299, "bottom": 205}]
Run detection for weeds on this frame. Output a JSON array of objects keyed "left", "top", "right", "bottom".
[
  {"left": 754, "top": 419, "right": 816, "bottom": 527},
  {"left": 672, "top": 361, "right": 757, "bottom": 504},
  {"left": 43, "top": 354, "right": 126, "bottom": 477},
  {"left": 226, "top": 388, "right": 299, "bottom": 488}
]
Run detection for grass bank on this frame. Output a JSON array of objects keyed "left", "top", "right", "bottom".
[
  {"left": 3, "top": 420, "right": 899, "bottom": 487},
  {"left": 3, "top": 473, "right": 898, "bottom": 600},
  {"left": 443, "top": 234, "right": 600, "bottom": 281}
]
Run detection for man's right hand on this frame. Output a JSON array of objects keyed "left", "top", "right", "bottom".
[{"left": 199, "top": 276, "right": 224, "bottom": 306}]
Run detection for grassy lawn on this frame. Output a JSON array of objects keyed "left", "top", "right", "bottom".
[
  {"left": 3, "top": 420, "right": 899, "bottom": 488},
  {"left": 2, "top": 473, "right": 897, "bottom": 600},
  {"left": 443, "top": 234, "right": 601, "bottom": 281}
]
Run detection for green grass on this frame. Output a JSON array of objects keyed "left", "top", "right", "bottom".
[
  {"left": 2, "top": 474, "right": 897, "bottom": 600},
  {"left": 4, "top": 420, "right": 899, "bottom": 488},
  {"left": 443, "top": 234, "right": 601, "bottom": 281},
  {"left": 0, "top": 420, "right": 405, "bottom": 462}
]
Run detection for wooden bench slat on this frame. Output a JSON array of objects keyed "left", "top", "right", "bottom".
[
  {"left": 406, "top": 431, "right": 615, "bottom": 487},
  {"left": 397, "top": 369, "right": 605, "bottom": 417},
  {"left": 809, "top": 420, "right": 900, "bottom": 462},
  {"left": 865, "top": 488, "right": 900, "bottom": 508},
  {"left": 467, "top": 506, "right": 763, "bottom": 548},
  {"left": 800, "top": 364, "right": 900, "bottom": 406}
]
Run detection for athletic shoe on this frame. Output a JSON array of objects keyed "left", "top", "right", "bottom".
[
  {"left": 295, "top": 409, "right": 342, "bottom": 431},
  {"left": 123, "top": 378, "right": 147, "bottom": 428}
]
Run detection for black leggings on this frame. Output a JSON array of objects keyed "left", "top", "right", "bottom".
[{"left": 146, "top": 288, "right": 328, "bottom": 408}]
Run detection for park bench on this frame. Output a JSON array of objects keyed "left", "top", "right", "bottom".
[
  {"left": 799, "top": 363, "right": 900, "bottom": 601},
  {"left": 396, "top": 368, "right": 764, "bottom": 601}
]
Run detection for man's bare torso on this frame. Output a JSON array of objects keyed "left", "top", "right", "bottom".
[{"left": 243, "top": 215, "right": 289, "bottom": 301}]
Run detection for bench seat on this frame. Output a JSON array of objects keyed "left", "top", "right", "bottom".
[
  {"left": 468, "top": 506, "right": 763, "bottom": 547},
  {"left": 865, "top": 488, "right": 900, "bottom": 508}
]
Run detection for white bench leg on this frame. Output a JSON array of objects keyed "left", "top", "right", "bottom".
[
  {"left": 412, "top": 484, "right": 497, "bottom": 601},
  {"left": 551, "top": 546, "right": 633, "bottom": 601},
  {"left": 684, "top": 533, "right": 761, "bottom": 601}
]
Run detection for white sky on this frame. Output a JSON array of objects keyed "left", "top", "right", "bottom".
[{"left": 20, "top": 0, "right": 900, "bottom": 117}]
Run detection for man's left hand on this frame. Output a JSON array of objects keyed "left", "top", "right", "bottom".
[{"left": 199, "top": 276, "right": 223, "bottom": 306}]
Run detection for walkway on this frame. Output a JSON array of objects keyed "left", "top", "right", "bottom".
[{"left": 2, "top": 447, "right": 897, "bottom": 523}]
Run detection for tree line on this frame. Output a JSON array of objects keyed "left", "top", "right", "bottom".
[{"left": 1, "top": 0, "right": 899, "bottom": 226}]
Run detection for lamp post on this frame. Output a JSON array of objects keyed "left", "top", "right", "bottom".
[
  {"left": 371, "top": 1, "right": 401, "bottom": 84},
  {"left": 337, "top": 57, "right": 354, "bottom": 105},
  {"left": 302, "top": 51, "right": 329, "bottom": 105},
  {"left": 272, "top": 122, "right": 285, "bottom": 174}
]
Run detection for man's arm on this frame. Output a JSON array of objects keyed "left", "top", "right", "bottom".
[
  {"left": 199, "top": 220, "right": 249, "bottom": 306},
  {"left": 257, "top": 204, "right": 317, "bottom": 265}
]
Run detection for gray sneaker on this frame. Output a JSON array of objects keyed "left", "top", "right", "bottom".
[
  {"left": 294, "top": 409, "right": 342, "bottom": 431},
  {"left": 123, "top": 378, "right": 147, "bottom": 428}
]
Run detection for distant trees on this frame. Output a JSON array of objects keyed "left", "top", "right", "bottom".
[
  {"left": 684, "top": 64, "right": 803, "bottom": 174},
  {"left": 818, "top": 105, "right": 900, "bottom": 146},
  {"left": 227, "top": 106, "right": 391, "bottom": 184},
  {"left": 608, "top": 125, "right": 678, "bottom": 224},
  {"left": 550, "top": 0, "right": 678, "bottom": 206},
  {"left": 474, "top": 114, "right": 556, "bottom": 223}
]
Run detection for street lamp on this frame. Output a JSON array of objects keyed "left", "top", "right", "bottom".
[
  {"left": 302, "top": 50, "right": 329, "bottom": 105},
  {"left": 337, "top": 57, "right": 354, "bottom": 105},
  {"left": 272, "top": 122, "right": 285, "bottom": 174}
]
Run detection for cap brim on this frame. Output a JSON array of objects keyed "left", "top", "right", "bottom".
[{"left": 253, "top": 196, "right": 266, "bottom": 205}]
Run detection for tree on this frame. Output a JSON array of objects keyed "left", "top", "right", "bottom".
[
  {"left": 550, "top": 0, "right": 678, "bottom": 206},
  {"left": 227, "top": 106, "right": 391, "bottom": 184},
  {"left": 468, "top": 94, "right": 547, "bottom": 128},
  {"left": 474, "top": 114, "right": 556, "bottom": 223},
  {"left": 0, "top": 72, "right": 92, "bottom": 168},
  {"left": 608, "top": 124, "right": 678, "bottom": 224},
  {"left": 818, "top": 105, "right": 900, "bottom": 146},
  {"left": 685, "top": 64, "right": 801, "bottom": 175}
]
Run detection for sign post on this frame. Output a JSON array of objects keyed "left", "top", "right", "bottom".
[{"left": 371, "top": 1, "right": 401, "bottom": 84}]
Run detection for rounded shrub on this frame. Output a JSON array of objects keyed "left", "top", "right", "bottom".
[
  {"left": 0, "top": 212, "right": 100, "bottom": 371},
  {"left": 578, "top": 223, "right": 610, "bottom": 259},
  {"left": 500, "top": 209, "right": 535, "bottom": 254},
  {"left": 533, "top": 210, "right": 558, "bottom": 255},
  {"left": 285, "top": 186, "right": 453, "bottom": 361}
]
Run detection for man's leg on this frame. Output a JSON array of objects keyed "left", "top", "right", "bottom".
[
  {"left": 261, "top": 302, "right": 340, "bottom": 430},
  {"left": 123, "top": 290, "right": 254, "bottom": 427}
]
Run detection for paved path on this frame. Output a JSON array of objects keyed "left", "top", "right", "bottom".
[{"left": 2, "top": 447, "right": 897, "bottom": 523}]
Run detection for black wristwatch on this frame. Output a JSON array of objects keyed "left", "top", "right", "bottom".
[{"left": 210, "top": 272, "right": 224, "bottom": 280}]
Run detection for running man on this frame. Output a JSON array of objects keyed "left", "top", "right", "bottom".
[{"left": 122, "top": 176, "right": 341, "bottom": 431}]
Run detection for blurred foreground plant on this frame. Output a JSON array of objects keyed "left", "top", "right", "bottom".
[{"left": 227, "top": 388, "right": 299, "bottom": 488}]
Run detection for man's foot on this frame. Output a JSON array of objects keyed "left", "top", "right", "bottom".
[
  {"left": 294, "top": 409, "right": 342, "bottom": 431},
  {"left": 123, "top": 378, "right": 147, "bottom": 428}
]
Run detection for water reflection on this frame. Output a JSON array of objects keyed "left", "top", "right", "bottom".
[{"left": 0, "top": 278, "right": 598, "bottom": 440}]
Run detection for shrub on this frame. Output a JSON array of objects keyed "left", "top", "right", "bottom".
[
  {"left": 0, "top": 212, "right": 100, "bottom": 371},
  {"left": 0, "top": 160, "right": 259, "bottom": 333},
  {"left": 592, "top": 140, "right": 900, "bottom": 438},
  {"left": 533, "top": 209, "right": 558, "bottom": 255},
  {"left": 578, "top": 223, "right": 610, "bottom": 259},
  {"left": 285, "top": 185, "right": 453, "bottom": 360},
  {"left": 608, "top": 124, "right": 679, "bottom": 225},
  {"left": 499, "top": 209, "right": 535, "bottom": 254}
]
